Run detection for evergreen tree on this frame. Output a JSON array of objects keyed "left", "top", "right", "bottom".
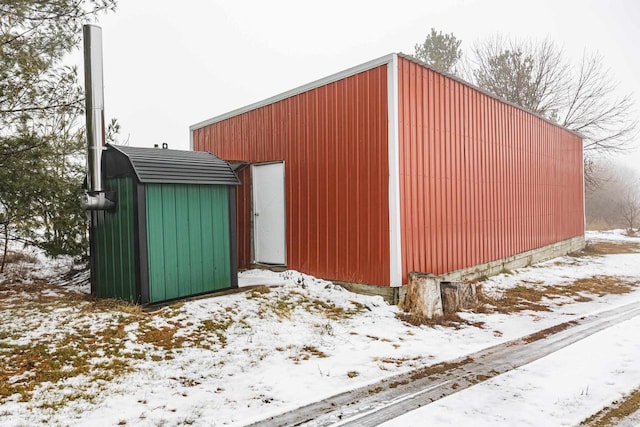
[
  {"left": 414, "top": 28, "right": 462, "bottom": 74},
  {"left": 0, "top": 1, "right": 116, "bottom": 260}
]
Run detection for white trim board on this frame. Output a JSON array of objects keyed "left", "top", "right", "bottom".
[
  {"left": 387, "top": 54, "right": 402, "bottom": 287},
  {"left": 189, "top": 53, "right": 396, "bottom": 132}
]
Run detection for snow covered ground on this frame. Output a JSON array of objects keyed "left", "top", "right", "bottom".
[
  {"left": 0, "top": 230, "right": 639, "bottom": 426},
  {"left": 382, "top": 313, "right": 640, "bottom": 426}
]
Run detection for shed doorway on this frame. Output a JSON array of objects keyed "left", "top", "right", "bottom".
[{"left": 252, "top": 162, "right": 286, "bottom": 265}]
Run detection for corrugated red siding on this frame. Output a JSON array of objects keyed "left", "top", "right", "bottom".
[
  {"left": 193, "top": 65, "right": 390, "bottom": 286},
  {"left": 397, "top": 56, "right": 585, "bottom": 283}
]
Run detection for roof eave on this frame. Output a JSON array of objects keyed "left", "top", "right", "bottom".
[
  {"left": 396, "top": 53, "right": 584, "bottom": 140},
  {"left": 106, "top": 143, "right": 145, "bottom": 183},
  {"left": 189, "top": 53, "right": 396, "bottom": 131}
]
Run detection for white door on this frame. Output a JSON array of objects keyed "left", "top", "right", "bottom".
[{"left": 252, "top": 162, "right": 286, "bottom": 265}]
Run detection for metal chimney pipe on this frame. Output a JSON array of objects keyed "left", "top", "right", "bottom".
[{"left": 82, "top": 24, "right": 114, "bottom": 210}]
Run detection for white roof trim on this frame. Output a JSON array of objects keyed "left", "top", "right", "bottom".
[{"left": 190, "top": 53, "right": 396, "bottom": 131}]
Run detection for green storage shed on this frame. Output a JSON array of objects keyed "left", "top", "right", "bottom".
[{"left": 89, "top": 144, "right": 240, "bottom": 304}]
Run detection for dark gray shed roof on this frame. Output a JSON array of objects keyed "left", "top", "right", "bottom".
[{"left": 108, "top": 144, "right": 240, "bottom": 185}]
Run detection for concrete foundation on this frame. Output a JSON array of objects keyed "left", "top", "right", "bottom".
[
  {"left": 437, "top": 235, "right": 586, "bottom": 283},
  {"left": 336, "top": 281, "right": 407, "bottom": 305},
  {"left": 336, "top": 235, "right": 586, "bottom": 305}
]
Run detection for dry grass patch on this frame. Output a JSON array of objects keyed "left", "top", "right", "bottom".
[
  {"left": 0, "top": 319, "right": 134, "bottom": 401},
  {"left": 0, "top": 279, "right": 86, "bottom": 305},
  {"left": 249, "top": 285, "right": 271, "bottom": 295},
  {"left": 558, "top": 276, "right": 636, "bottom": 297},
  {"left": 478, "top": 285, "right": 552, "bottom": 313},
  {"left": 289, "top": 344, "right": 328, "bottom": 363},
  {"left": 0, "top": 250, "right": 38, "bottom": 265},
  {"left": 0, "top": 283, "right": 149, "bottom": 404},
  {"left": 388, "top": 379, "right": 410, "bottom": 388},
  {"left": 375, "top": 356, "right": 422, "bottom": 368},
  {"left": 477, "top": 276, "right": 637, "bottom": 314},
  {"left": 137, "top": 310, "right": 240, "bottom": 353},
  {"left": 58, "top": 264, "right": 86, "bottom": 279},
  {"left": 197, "top": 316, "right": 236, "bottom": 348},
  {"left": 582, "top": 387, "right": 640, "bottom": 426},
  {"left": 396, "top": 311, "right": 485, "bottom": 329},
  {"left": 138, "top": 325, "right": 187, "bottom": 350},
  {"left": 247, "top": 289, "right": 364, "bottom": 320},
  {"left": 82, "top": 297, "right": 143, "bottom": 315},
  {"left": 0, "top": 252, "right": 39, "bottom": 280},
  {"left": 575, "top": 241, "right": 640, "bottom": 256},
  {"left": 0, "top": 275, "right": 256, "bottom": 409},
  {"left": 522, "top": 320, "right": 578, "bottom": 343},
  {"left": 409, "top": 356, "right": 474, "bottom": 381}
]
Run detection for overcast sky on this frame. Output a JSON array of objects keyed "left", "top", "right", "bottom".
[{"left": 79, "top": 0, "right": 640, "bottom": 174}]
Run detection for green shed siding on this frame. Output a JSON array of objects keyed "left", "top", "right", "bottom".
[
  {"left": 92, "top": 177, "right": 137, "bottom": 301},
  {"left": 145, "top": 183, "right": 231, "bottom": 303}
]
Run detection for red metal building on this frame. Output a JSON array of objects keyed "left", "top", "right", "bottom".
[{"left": 190, "top": 53, "right": 584, "bottom": 289}]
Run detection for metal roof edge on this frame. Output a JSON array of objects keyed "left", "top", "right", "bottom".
[
  {"left": 396, "top": 53, "right": 584, "bottom": 140},
  {"left": 189, "top": 53, "right": 396, "bottom": 131},
  {"left": 220, "top": 158, "right": 242, "bottom": 185},
  {"left": 106, "top": 143, "right": 144, "bottom": 183},
  {"left": 108, "top": 144, "right": 241, "bottom": 186}
]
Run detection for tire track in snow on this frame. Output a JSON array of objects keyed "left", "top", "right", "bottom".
[{"left": 248, "top": 300, "right": 640, "bottom": 427}]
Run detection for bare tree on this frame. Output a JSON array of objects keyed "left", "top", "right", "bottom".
[
  {"left": 585, "top": 159, "right": 622, "bottom": 228},
  {"left": 559, "top": 52, "right": 637, "bottom": 156},
  {"left": 585, "top": 159, "right": 640, "bottom": 230},
  {"left": 472, "top": 36, "right": 568, "bottom": 117},
  {"left": 620, "top": 183, "right": 640, "bottom": 231},
  {"left": 470, "top": 36, "right": 637, "bottom": 187}
]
